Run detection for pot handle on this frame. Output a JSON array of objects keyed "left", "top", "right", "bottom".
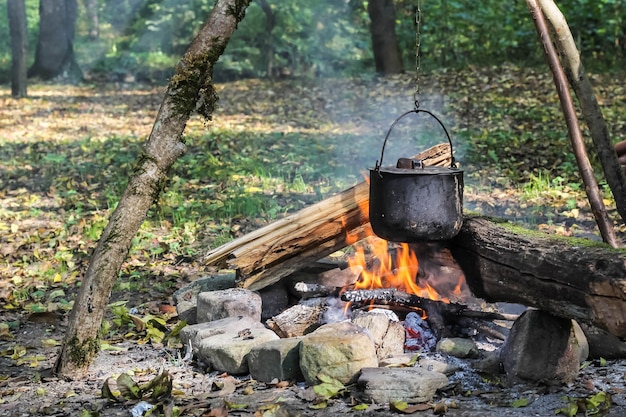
[{"left": 375, "top": 109, "right": 456, "bottom": 171}]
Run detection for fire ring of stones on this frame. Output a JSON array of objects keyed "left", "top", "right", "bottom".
[{"left": 173, "top": 267, "right": 617, "bottom": 412}]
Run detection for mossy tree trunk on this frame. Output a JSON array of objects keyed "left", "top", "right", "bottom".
[{"left": 54, "top": 0, "right": 252, "bottom": 379}]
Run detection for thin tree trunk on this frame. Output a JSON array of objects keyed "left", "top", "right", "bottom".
[
  {"left": 537, "top": 0, "right": 626, "bottom": 226},
  {"left": 54, "top": 0, "right": 251, "bottom": 379},
  {"left": 8, "top": 0, "right": 28, "bottom": 97},
  {"left": 84, "top": 0, "right": 99, "bottom": 40},
  {"left": 257, "top": 0, "right": 275, "bottom": 78},
  {"left": 526, "top": 0, "right": 619, "bottom": 248}
]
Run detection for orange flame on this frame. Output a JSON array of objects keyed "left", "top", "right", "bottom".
[{"left": 348, "top": 238, "right": 451, "bottom": 303}]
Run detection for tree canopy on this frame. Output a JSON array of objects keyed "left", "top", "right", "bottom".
[{"left": 0, "top": 0, "right": 625, "bottom": 83}]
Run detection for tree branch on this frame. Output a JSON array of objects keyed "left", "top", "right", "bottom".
[{"left": 54, "top": 0, "right": 252, "bottom": 378}]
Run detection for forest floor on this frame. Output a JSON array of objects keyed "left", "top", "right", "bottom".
[{"left": 1, "top": 66, "right": 626, "bottom": 416}]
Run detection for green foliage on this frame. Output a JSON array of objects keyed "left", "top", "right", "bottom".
[
  {"left": 1, "top": 0, "right": 625, "bottom": 81},
  {"left": 101, "top": 369, "right": 173, "bottom": 403},
  {"left": 556, "top": 391, "right": 612, "bottom": 416}
]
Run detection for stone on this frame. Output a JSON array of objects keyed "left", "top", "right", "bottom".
[
  {"left": 351, "top": 309, "right": 405, "bottom": 360},
  {"left": 436, "top": 337, "right": 480, "bottom": 359},
  {"left": 581, "top": 323, "right": 626, "bottom": 359},
  {"left": 180, "top": 316, "right": 279, "bottom": 375},
  {"left": 299, "top": 321, "right": 378, "bottom": 385},
  {"left": 500, "top": 309, "right": 587, "bottom": 385},
  {"left": 378, "top": 353, "right": 418, "bottom": 368},
  {"left": 417, "top": 357, "right": 462, "bottom": 376},
  {"left": 471, "top": 350, "right": 503, "bottom": 376},
  {"left": 197, "top": 288, "right": 262, "bottom": 323},
  {"left": 247, "top": 338, "right": 304, "bottom": 382},
  {"left": 258, "top": 281, "right": 290, "bottom": 320},
  {"left": 176, "top": 300, "right": 197, "bottom": 325},
  {"left": 357, "top": 367, "right": 448, "bottom": 404},
  {"left": 173, "top": 273, "right": 236, "bottom": 324}
]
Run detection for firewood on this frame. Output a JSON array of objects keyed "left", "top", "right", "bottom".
[
  {"left": 266, "top": 304, "right": 323, "bottom": 338},
  {"left": 202, "top": 143, "right": 452, "bottom": 291}
]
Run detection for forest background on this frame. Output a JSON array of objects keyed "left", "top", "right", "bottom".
[{"left": 0, "top": 0, "right": 626, "bottom": 405}]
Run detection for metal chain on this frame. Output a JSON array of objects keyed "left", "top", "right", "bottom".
[{"left": 413, "top": 0, "right": 422, "bottom": 110}]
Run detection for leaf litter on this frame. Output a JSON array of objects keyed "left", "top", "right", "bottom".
[{"left": 1, "top": 67, "right": 626, "bottom": 415}]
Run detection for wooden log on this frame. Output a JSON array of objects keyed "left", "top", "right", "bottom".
[
  {"left": 266, "top": 304, "right": 323, "bottom": 338},
  {"left": 202, "top": 143, "right": 452, "bottom": 291},
  {"left": 449, "top": 217, "right": 626, "bottom": 339}
]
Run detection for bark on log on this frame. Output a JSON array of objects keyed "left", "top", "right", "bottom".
[
  {"left": 202, "top": 143, "right": 452, "bottom": 290},
  {"left": 449, "top": 217, "right": 626, "bottom": 339}
]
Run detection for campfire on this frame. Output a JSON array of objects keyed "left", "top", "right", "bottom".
[
  {"left": 184, "top": 143, "right": 626, "bottom": 409},
  {"left": 348, "top": 238, "right": 452, "bottom": 302}
]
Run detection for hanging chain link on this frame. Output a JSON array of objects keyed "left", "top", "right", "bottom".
[{"left": 413, "top": 0, "right": 422, "bottom": 110}]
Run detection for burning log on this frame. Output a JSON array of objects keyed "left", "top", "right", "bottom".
[
  {"left": 342, "top": 288, "right": 516, "bottom": 340},
  {"left": 450, "top": 217, "right": 626, "bottom": 339},
  {"left": 202, "top": 143, "right": 452, "bottom": 291}
]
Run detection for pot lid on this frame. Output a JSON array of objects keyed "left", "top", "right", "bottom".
[{"left": 372, "top": 165, "right": 463, "bottom": 175}]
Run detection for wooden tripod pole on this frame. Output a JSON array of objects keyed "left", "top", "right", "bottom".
[{"left": 526, "top": 0, "right": 619, "bottom": 247}]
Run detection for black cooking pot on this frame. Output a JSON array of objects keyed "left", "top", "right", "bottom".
[{"left": 369, "top": 109, "right": 464, "bottom": 242}]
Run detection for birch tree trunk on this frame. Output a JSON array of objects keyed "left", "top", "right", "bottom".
[
  {"left": 54, "top": 0, "right": 251, "bottom": 379},
  {"left": 537, "top": 0, "right": 626, "bottom": 225}
]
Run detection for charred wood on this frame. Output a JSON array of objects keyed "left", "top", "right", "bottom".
[
  {"left": 293, "top": 282, "right": 340, "bottom": 299},
  {"left": 342, "top": 288, "right": 516, "bottom": 340}
]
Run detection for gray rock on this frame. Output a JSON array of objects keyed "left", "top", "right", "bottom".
[
  {"left": 471, "top": 350, "right": 503, "bottom": 376},
  {"left": 197, "top": 288, "right": 262, "bottom": 323},
  {"left": 259, "top": 282, "right": 290, "bottom": 320},
  {"left": 173, "top": 273, "right": 236, "bottom": 324},
  {"left": 351, "top": 309, "right": 405, "bottom": 360},
  {"left": 248, "top": 338, "right": 304, "bottom": 382},
  {"left": 500, "top": 309, "right": 587, "bottom": 385},
  {"left": 436, "top": 337, "right": 480, "bottom": 359},
  {"left": 299, "top": 321, "right": 378, "bottom": 385},
  {"left": 176, "top": 300, "right": 197, "bottom": 325},
  {"left": 357, "top": 367, "right": 448, "bottom": 404},
  {"left": 417, "top": 357, "right": 462, "bottom": 376},
  {"left": 181, "top": 316, "right": 279, "bottom": 375},
  {"left": 581, "top": 323, "right": 626, "bottom": 359}
]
